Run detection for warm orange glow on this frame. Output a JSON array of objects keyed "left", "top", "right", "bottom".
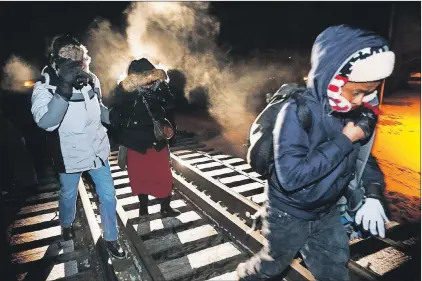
[
  {"left": 410, "top": 72, "right": 421, "bottom": 78},
  {"left": 24, "top": 80, "right": 35, "bottom": 88},
  {"left": 372, "top": 95, "right": 420, "bottom": 197}
]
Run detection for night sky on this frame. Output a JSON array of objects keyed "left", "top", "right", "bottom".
[{"left": 0, "top": 1, "right": 419, "bottom": 69}]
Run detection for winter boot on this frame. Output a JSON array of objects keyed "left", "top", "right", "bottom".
[
  {"left": 106, "top": 240, "right": 126, "bottom": 259},
  {"left": 160, "top": 196, "right": 181, "bottom": 217},
  {"left": 62, "top": 225, "right": 75, "bottom": 241}
]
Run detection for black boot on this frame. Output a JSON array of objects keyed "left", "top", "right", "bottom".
[
  {"left": 160, "top": 196, "right": 181, "bottom": 217},
  {"left": 106, "top": 240, "right": 126, "bottom": 259},
  {"left": 62, "top": 225, "right": 75, "bottom": 241},
  {"left": 138, "top": 194, "right": 149, "bottom": 217}
]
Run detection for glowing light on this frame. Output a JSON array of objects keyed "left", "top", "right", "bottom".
[
  {"left": 149, "top": 2, "right": 182, "bottom": 15},
  {"left": 410, "top": 72, "right": 420, "bottom": 78},
  {"left": 372, "top": 95, "right": 420, "bottom": 197},
  {"left": 24, "top": 80, "right": 34, "bottom": 88}
]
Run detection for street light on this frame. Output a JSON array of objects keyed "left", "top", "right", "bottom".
[{"left": 24, "top": 80, "right": 35, "bottom": 88}]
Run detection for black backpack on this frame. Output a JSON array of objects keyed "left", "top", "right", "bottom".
[{"left": 246, "top": 83, "right": 312, "bottom": 178}]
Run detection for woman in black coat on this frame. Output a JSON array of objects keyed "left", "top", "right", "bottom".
[{"left": 109, "top": 58, "right": 179, "bottom": 217}]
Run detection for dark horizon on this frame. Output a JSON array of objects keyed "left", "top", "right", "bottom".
[{"left": 0, "top": 1, "right": 420, "bottom": 70}]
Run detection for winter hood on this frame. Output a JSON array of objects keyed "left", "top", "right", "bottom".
[{"left": 306, "top": 25, "right": 395, "bottom": 112}]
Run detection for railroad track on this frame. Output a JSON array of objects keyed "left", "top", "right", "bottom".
[
  {"left": 88, "top": 156, "right": 252, "bottom": 281},
  {"left": 3, "top": 163, "right": 104, "bottom": 281},
  {"left": 3, "top": 131, "right": 420, "bottom": 281}
]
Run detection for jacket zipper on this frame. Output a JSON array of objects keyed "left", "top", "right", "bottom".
[
  {"left": 126, "top": 99, "right": 138, "bottom": 128},
  {"left": 82, "top": 89, "right": 98, "bottom": 164}
]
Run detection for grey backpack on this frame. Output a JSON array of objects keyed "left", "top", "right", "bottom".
[{"left": 246, "top": 83, "right": 312, "bottom": 178}]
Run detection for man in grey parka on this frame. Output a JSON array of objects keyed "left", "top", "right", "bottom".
[{"left": 31, "top": 34, "right": 125, "bottom": 259}]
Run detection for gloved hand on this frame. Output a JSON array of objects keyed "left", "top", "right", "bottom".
[
  {"left": 350, "top": 106, "right": 378, "bottom": 141},
  {"left": 355, "top": 198, "right": 389, "bottom": 238},
  {"left": 56, "top": 59, "right": 83, "bottom": 100},
  {"left": 143, "top": 89, "right": 158, "bottom": 102},
  {"left": 73, "top": 70, "right": 94, "bottom": 90}
]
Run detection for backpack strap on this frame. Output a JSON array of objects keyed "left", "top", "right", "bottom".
[
  {"left": 294, "top": 94, "right": 312, "bottom": 134},
  {"left": 344, "top": 131, "right": 376, "bottom": 213},
  {"left": 356, "top": 132, "right": 376, "bottom": 184}
]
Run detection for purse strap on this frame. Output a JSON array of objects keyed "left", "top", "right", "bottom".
[
  {"left": 137, "top": 89, "right": 158, "bottom": 123},
  {"left": 137, "top": 88, "right": 169, "bottom": 141}
]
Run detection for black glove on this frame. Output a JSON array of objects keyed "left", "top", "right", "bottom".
[
  {"left": 143, "top": 90, "right": 156, "bottom": 101},
  {"left": 143, "top": 90, "right": 167, "bottom": 104},
  {"left": 56, "top": 59, "right": 83, "bottom": 100},
  {"left": 349, "top": 106, "right": 378, "bottom": 141},
  {"left": 73, "top": 70, "right": 94, "bottom": 90}
]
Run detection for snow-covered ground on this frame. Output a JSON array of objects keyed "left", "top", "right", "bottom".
[
  {"left": 373, "top": 91, "right": 420, "bottom": 197},
  {"left": 372, "top": 89, "right": 421, "bottom": 223}
]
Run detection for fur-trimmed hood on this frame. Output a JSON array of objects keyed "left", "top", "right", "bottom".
[{"left": 120, "top": 69, "right": 168, "bottom": 93}]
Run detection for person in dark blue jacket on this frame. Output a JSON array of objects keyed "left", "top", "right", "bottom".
[{"left": 237, "top": 25, "right": 395, "bottom": 281}]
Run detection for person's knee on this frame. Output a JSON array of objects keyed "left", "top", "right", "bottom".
[
  {"left": 304, "top": 246, "right": 349, "bottom": 281},
  {"left": 97, "top": 187, "right": 116, "bottom": 205},
  {"left": 312, "top": 264, "right": 349, "bottom": 281},
  {"left": 60, "top": 185, "right": 78, "bottom": 200},
  {"left": 93, "top": 172, "right": 116, "bottom": 201}
]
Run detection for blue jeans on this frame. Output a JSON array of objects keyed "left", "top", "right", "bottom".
[
  {"left": 59, "top": 161, "right": 118, "bottom": 241},
  {"left": 237, "top": 199, "right": 350, "bottom": 281}
]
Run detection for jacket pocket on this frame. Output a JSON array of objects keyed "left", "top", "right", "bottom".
[{"left": 60, "top": 134, "right": 93, "bottom": 171}]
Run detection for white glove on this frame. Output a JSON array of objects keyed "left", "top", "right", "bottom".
[{"left": 355, "top": 198, "right": 389, "bottom": 238}]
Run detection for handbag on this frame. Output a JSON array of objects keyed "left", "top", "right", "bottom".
[
  {"left": 139, "top": 89, "right": 174, "bottom": 141},
  {"left": 117, "top": 145, "right": 128, "bottom": 170}
]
